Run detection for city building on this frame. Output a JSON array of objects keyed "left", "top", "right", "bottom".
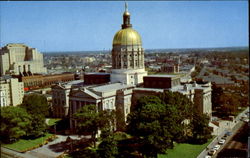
[
  {"left": 52, "top": 80, "right": 84, "bottom": 118},
  {"left": 0, "top": 77, "right": 24, "bottom": 106},
  {"left": 134, "top": 75, "right": 212, "bottom": 119},
  {"left": 84, "top": 73, "right": 110, "bottom": 85},
  {"left": 161, "top": 64, "right": 179, "bottom": 73},
  {"left": 0, "top": 43, "right": 47, "bottom": 76},
  {"left": 69, "top": 83, "right": 134, "bottom": 130},
  {"left": 111, "top": 3, "right": 147, "bottom": 85},
  {"left": 13, "top": 72, "right": 76, "bottom": 90}
]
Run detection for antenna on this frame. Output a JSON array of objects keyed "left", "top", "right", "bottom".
[{"left": 125, "top": 2, "right": 128, "bottom": 12}]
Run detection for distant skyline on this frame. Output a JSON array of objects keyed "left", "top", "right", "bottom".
[{"left": 0, "top": 1, "right": 248, "bottom": 52}]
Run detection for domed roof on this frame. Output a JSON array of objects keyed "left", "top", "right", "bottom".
[{"left": 113, "top": 28, "right": 142, "bottom": 45}]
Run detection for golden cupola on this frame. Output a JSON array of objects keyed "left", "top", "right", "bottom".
[
  {"left": 110, "top": 2, "right": 147, "bottom": 85},
  {"left": 111, "top": 2, "right": 144, "bottom": 70},
  {"left": 112, "top": 3, "right": 142, "bottom": 46}
]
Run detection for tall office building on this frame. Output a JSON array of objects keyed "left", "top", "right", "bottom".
[
  {"left": 0, "top": 44, "right": 47, "bottom": 76},
  {"left": 0, "top": 78, "right": 24, "bottom": 107},
  {"left": 111, "top": 3, "right": 147, "bottom": 85}
]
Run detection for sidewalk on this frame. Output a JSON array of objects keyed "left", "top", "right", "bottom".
[{"left": 1, "top": 135, "right": 90, "bottom": 158}]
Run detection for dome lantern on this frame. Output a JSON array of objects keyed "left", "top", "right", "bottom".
[{"left": 122, "top": 2, "right": 132, "bottom": 29}]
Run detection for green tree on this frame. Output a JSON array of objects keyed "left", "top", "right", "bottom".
[
  {"left": 127, "top": 96, "right": 172, "bottom": 158},
  {"left": 160, "top": 91, "right": 193, "bottom": 143},
  {"left": 21, "top": 94, "right": 49, "bottom": 137},
  {"left": 211, "top": 84, "right": 223, "bottom": 110},
  {"left": 160, "top": 91, "right": 193, "bottom": 119},
  {"left": 190, "top": 112, "right": 212, "bottom": 144},
  {"left": 97, "top": 135, "right": 118, "bottom": 158},
  {"left": 0, "top": 106, "right": 31, "bottom": 143},
  {"left": 21, "top": 93, "right": 49, "bottom": 117},
  {"left": 219, "top": 93, "right": 239, "bottom": 117},
  {"left": 99, "top": 110, "right": 116, "bottom": 132},
  {"left": 74, "top": 105, "right": 100, "bottom": 148}
]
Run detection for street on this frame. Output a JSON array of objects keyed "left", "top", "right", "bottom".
[{"left": 197, "top": 107, "right": 249, "bottom": 158}]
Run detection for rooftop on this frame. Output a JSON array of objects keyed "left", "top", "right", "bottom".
[
  {"left": 65, "top": 80, "right": 84, "bottom": 86},
  {"left": 85, "top": 72, "right": 110, "bottom": 75},
  {"left": 91, "top": 83, "right": 134, "bottom": 92},
  {"left": 145, "top": 74, "right": 179, "bottom": 78}
]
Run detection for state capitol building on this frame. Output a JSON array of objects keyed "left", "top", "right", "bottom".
[{"left": 51, "top": 4, "right": 212, "bottom": 131}]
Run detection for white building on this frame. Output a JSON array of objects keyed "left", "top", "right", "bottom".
[
  {"left": 0, "top": 43, "right": 47, "bottom": 76},
  {"left": 51, "top": 80, "right": 84, "bottom": 118},
  {"left": 69, "top": 83, "right": 134, "bottom": 130},
  {"left": 0, "top": 78, "right": 24, "bottom": 106}
]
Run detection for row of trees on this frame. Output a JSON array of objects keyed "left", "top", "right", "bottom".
[
  {"left": 212, "top": 84, "right": 249, "bottom": 118},
  {"left": 72, "top": 91, "right": 212, "bottom": 158},
  {"left": 1, "top": 94, "right": 49, "bottom": 143}
]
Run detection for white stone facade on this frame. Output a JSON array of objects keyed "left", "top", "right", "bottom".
[
  {"left": 169, "top": 82, "right": 212, "bottom": 118},
  {"left": 0, "top": 78, "right": 24, "bottom": 106},
  {"left": 68, "top": 83, "right": 134, "bottom": 130},
  {"left": 111, "top": 68, "right": 147, "bottom": 85},
  {"left": 51, "top": 80, "right": 83, "bottom": 118}
]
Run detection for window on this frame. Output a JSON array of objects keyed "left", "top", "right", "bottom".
[{"left": 126, "top": 108, "right": 128, "bottom": 114}]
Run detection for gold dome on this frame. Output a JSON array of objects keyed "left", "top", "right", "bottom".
[{"left": 113, "top": 28, "right": 142, "bottom": 45}]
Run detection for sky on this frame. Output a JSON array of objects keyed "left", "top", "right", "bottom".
[{"left": 0, "top": 1, "right": 248, "bottom": 52}]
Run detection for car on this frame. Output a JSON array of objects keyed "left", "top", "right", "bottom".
[
  {"left": 205, "top": 155, "right": 211, "bottom": 158},
  {"left": 208, "top": 149, "right": 216, "bottom": 156},
  {"left": 219, "top": 139, "right": 226, "bottom": 145},
  {"left": 225, "top": 131, "right": 232, "bottom": 136},
  {"left": 213, "top": 144, "right": 221, "bottom": 150},
  {"left": 222, "top": 133, "right": 228, "bottom": 138},
  {"left": 244, "top": 118, "right": 249, "bottom": 122}
]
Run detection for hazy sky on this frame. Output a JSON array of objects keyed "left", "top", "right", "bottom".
[{"left": 0, "top": 1, "right": 248, "bottom": 52}]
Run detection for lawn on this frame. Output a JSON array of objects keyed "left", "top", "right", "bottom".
[
  {"left": 158, "top": 138, "right": 213, "bottom": 158},
  {"left": 48, "top": 118, "right": 61, "bottom": 126},
  {"left": 3, "top": 133, "right": 54, "bottom": 152}
]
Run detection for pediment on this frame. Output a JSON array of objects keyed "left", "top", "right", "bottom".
[{"left": 70, "top": 89, "right": 100, "bottom": 100}]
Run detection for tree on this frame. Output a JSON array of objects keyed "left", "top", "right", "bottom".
[
  {"left": 127, "top": 96, "right": 172, "bottom": 158},
  {"left": 190, "top": 112, "right": 212, "bottom": 144},
  {"left": 219, "top": 93, "right": 239, "bottom": 117},
  {"left": 0, "top": 106, "right": 31, "bottom": 143},
  {"left": 99, "top": 110, "right": 116, "bottom": 133},
  {"left": 97, "top": 135, "right": 118, "bottom": 158},
  {"left": 160, "top": 91, "right": 193, "bottom": 119},
  {"left": 21, "top": 94, "right": 49, "bottom": 138},
  {"left": 21, "top": 93, "right": 49, "bottom": 117},
  {"left": 74, "top": 105, "right": 100, "bottom": 148},
  {"left": 211, "top": 84, "right": 223, "bottom": 110},
  {"left": 160, "top": 91, "right": 193, "bottom": 143}
]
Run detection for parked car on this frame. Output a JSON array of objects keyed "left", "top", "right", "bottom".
[
  {"left": 225, "top": 131, "right": 232, "bottom": 136},
  {"left": 244, "top": 118, "right": 249, "bottom": 122},
  {"left": 213, "top": 144, "right": 221, "bottom": 150},
  {"left": 219, "top": 139, "right": 226, "bottom": 145},
  {"left": 208, "top": 149, "right": 216, "bottom": 156}
]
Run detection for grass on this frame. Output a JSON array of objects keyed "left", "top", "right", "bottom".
[
  {"left": 48, "top": 118, "right": 61, "bottom": 126},
  {"left": 3, "top": 133, "right": 53, "bottom": 152},
  {"left": 158, "top": 138, "right": 213, "bottom": 158}
]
